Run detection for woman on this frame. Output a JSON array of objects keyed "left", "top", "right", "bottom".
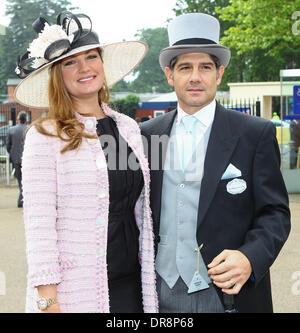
[{"left": 15, "top": 12, "right": 158, "bottom": 313}]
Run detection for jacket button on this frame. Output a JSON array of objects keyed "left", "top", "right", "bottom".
[
  {"left": 96, "top": 216, "right": 106, "bottom": 226},
  {"left": 97, "top": 248, "right": 104, "bottom": 257},
  {"left": 87, "top": 138, "right": 97, "bottom": 145},
  {"left": 96, "top": 157, "right": 106, "bottom": 170},
  {"left": 85, "top": 119, "right": 94, "bottom": 130},
  {"left": 98, "top": 189, "right": 106, "bottom": 199}
]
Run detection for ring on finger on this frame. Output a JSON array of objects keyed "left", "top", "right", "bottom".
[{"left": 228, "top": 279, "right": 235, "bottom": 288}]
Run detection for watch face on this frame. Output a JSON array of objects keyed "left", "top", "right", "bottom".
[{"left": 38, "top": 298, "right": 48, "bottom": 310}]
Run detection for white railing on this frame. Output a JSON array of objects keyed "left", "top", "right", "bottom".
[{"left": 0, "top": 152, "right": 16, "bottom": 186}]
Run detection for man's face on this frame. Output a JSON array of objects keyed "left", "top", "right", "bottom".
[{"left": 164, "top": 53, "right": 224, "bottom": 114}]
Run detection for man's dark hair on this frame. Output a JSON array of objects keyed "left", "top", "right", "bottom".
[
  {"left": 169, "top": 53, "right": 221, "bottom": 71},
  {"left": 18, "top": 111, "right": 27, "bottom": 124}
]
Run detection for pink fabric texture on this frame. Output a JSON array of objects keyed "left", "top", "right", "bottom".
[{"left": 22, "top": 104, "right": 158, "bottom": 313}]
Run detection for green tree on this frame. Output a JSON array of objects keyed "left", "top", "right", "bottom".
[
  {"left": 172, "top": 0, "right": 300, "bottom": 87},
  {"left": 216, "top": 0, "right": 300, "bottom": 83},
  {"left": 0, "top": 0, "right": 77, "bottom": 96},
  {"left": 174, "top": 0, "right": 230, "bottom": 36},
  {"left": 110, "top": 94, "right": 140, "bottom": 119},
  {"left": 217, "top": 0, "right": 300, "bottom": 82},
  {"left": 127, "top": 27, "right": 173, "bottom": 93},
  {"left": 218, "top": 0, "right": 300, "bottom": 57},
  {"left": 110, "top": 79, "right": 129, "bottom": 93}
]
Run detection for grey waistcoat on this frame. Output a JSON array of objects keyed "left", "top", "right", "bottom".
[{"left": 155, "top": 118, "right": 213, "bottom": 289}]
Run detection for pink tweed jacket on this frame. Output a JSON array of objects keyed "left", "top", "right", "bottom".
[{"left": 22, "top": 103, "right": 158, "bottom": 313}]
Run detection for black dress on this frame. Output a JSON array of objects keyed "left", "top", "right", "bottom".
[{"left": 96, "top": 117, "right": 144, "bottom": 313}]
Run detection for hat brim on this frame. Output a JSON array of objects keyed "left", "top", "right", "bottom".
[
  {"left": 15, "top": 41, "right": 147, "bottom": 109},
  {"left": 159, "top": 44, "right": 231, "bottom": 70}
]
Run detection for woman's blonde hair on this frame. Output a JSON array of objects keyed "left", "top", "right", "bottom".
[{"left": 34, "top": 48, "right": 110, "bottom": 153}]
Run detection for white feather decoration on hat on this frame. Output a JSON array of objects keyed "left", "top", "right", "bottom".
[{"left": 28, "top": 23, "right": 74, "bottom": 68}]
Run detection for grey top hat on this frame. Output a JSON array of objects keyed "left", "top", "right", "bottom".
[{"left": 159, "top": 13, "right": 231, "bottom": 70}]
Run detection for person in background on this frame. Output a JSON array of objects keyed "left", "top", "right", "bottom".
[
  {"left": 15, "top": 11, "right": 158, "bottom": 313},
  {"left": 6, "top": 111, "right": 27, "bottom": 207},
  {"left": 291, "top": 119, "right": 300, "bottom": 168},
  {"left": 141, "top": 13, "right": 290, "bottom": 313},
  {"left": 272, "top": 112, "right": 280, "bottom": 120}
]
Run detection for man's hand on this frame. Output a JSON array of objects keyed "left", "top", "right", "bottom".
[{"left": 207, "top": 250, "right": 252, "bottom": 295}]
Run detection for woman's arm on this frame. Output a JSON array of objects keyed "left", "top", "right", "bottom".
[{"left": 23, "top": 125, "right": 63, "bottom": 311}]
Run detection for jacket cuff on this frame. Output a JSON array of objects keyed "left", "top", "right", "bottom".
[
  {"left": 28, "top": 268, "right": 62, "bottom": 288},
  {"left": 237, "top": 243, "right": 269, "bottom": 286}
]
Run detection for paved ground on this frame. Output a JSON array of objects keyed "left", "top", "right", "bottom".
[{"left": 0, "top": 185, "right": 299, "bottom": 313}]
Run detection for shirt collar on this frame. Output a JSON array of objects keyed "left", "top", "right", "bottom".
[{"left": 176, "top": 99, "right": 216, "bottom": 128}]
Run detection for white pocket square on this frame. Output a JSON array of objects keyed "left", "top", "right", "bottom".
[{"left": 221, "top": 163, "right": 242, "bottom": 180}]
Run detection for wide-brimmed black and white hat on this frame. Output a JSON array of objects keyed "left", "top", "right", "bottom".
[
  {"left": 14, "top": 11, "right": 147, "bottom": 109},
  {"left": 159, "top": 13, "right": 231, "bottom": 70}
]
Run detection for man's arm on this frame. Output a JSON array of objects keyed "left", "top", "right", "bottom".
[
  {"left": 6, "top": 129, "right": 12, "bottom": 154},
  {"left": 208, "top": 121, "right": 291, "bottom": 294},
  {"left": 238, "top": 121, "right": 290, "bottom": 283}
]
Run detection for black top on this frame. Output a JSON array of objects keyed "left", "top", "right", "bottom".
[{"left": 96, "top": 117, "right": 144, "bottom": 313}]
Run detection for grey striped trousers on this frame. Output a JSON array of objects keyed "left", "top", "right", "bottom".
[{"left": 156, "top": 274, "right": 225, "bottom": 313}]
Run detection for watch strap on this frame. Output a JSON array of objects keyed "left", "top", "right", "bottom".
[{"left": 47, "top": 297, "right": 58, "bottom": 307}]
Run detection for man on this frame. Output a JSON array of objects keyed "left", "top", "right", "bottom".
[
  {"left": 6, "top": 111, "right": 27, "bottom": 207},
  {"left": 141, "top": 13, "right": 290, "bottom": 313}
]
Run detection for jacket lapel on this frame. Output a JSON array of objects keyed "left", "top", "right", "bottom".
[
  {"left": 150, "top": 109, "right": 178, "bottom": 167},
  {"left": 197, "top": 103, "right": 239, "bottom": 229},
  {"left": 148, "top": 110, "right": 177, "bottom": 229}
]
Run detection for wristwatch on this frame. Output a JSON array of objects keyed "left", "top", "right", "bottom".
[{"left": 37, "top": 297, "right": 58, "bottom": 311}]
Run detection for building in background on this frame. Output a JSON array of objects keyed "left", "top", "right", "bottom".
[{"left": 228, "top": 81, "right": 300, "bottom": 120}]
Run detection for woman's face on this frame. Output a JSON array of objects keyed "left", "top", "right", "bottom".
[{"left": 60, "top": 49, "right": 105, "bottom": 101}]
